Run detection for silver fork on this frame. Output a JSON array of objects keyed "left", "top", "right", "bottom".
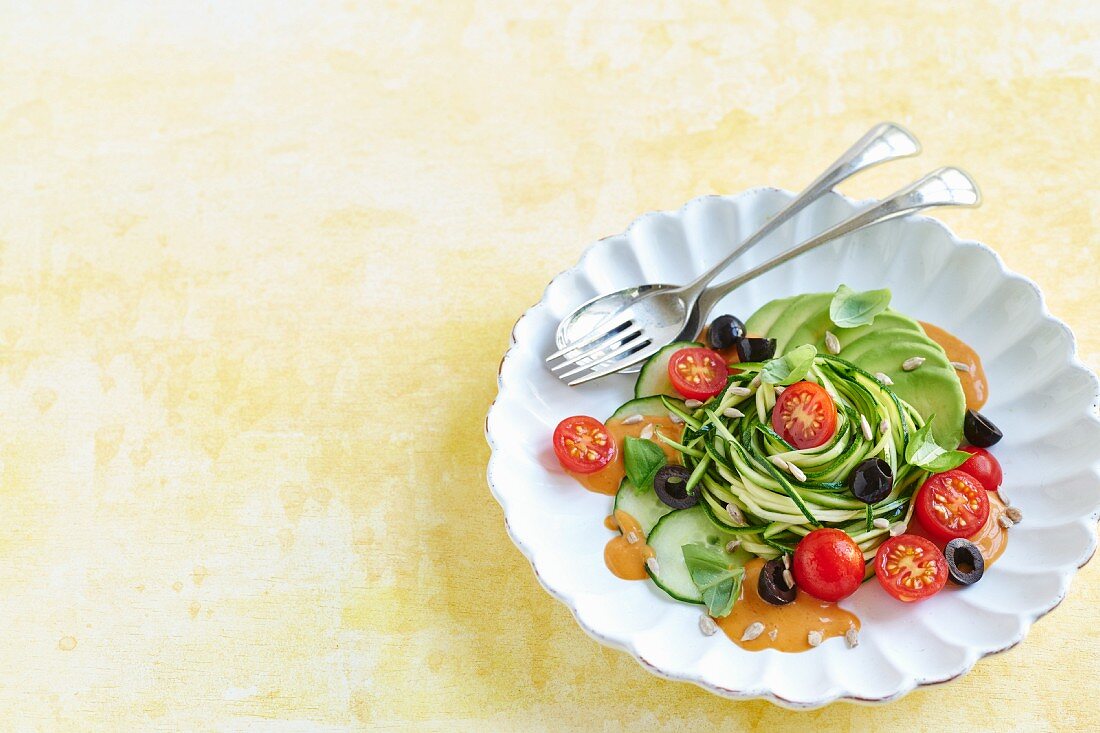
[
  {"left": 550, "top": 122, "right": 921, "bottom": 373},
  {"left": 545, "top": 166, "right": 980, "bottom": 385}
]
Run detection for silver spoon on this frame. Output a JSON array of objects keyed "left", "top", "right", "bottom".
[
  {"left": 553, "top": 122, "right": 920, "bottom": 372},
  {"left": 546, "top": 166, "right": 981, "bottom": 385}
]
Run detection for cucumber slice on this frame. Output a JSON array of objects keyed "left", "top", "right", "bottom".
[
  {"left": 613, "top": 478, "right": 672, "bottom": 535},
  {"left": 646, "top": 505, "right": 753, "bottom": 603},
  {"left": 634, "top": 341, "right": 703, "bottom": 398},
  {"left": 608, "top": 395, "right": 686, "bottom": 422}
]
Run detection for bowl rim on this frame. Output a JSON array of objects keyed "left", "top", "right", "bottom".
[{"left": 484, "top": 186, "right": 1100, "bottom": 708}]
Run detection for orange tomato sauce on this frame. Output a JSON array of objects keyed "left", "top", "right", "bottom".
[
  {"left": 920, "top": 321, "right": 989, "bottom": 410},
  {"left": 715, "top": 559, "right": 860, "bottom": 652},
  {"left": 569, "top": 415, "right": 684, "bottom": 495},
  {"left": 603, "top": 510, "right": 656, "bottom": 580}
]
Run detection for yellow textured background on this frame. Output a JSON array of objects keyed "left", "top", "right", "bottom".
[{"left": 2, "top": 1, "right": 1097, "bottom": 730}]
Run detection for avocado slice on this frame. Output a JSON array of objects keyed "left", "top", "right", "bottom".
[
  {"left": 745, "top": 294, "right": 966, "bottom": 448},
  {"left": 759, "top": 293, "right": 832, "bottom": 353},
  {"left": 744, "top": 295, "right": 795, "bottom": 338},
  {"left": 787, "top": 310, "right": 924, "bottom": 355},
  {"left": 843, "top": 333, "right": 964, "bottom": 447}
]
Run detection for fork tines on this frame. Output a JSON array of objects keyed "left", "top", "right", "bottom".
[{"left": 545, "top": 318, "right": 656, "bottom": 385}]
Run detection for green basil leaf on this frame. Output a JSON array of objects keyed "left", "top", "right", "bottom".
[
  {"left": 760, "top": 344, "right": 817, "bottom": 385},
  {"left": 921, "top": 450, "right": 971, "bottom": 473},
  {"left": 904, "top": 416, "right": 970, "bottom": 472},
  {"left": 829, "top": 284, "right": 892, "bottom": 328},
  {"left": 682, "top": 543, "right": 745, "bottom": 618},
  {"left": 623, "top": 436, "right": 667, "bottom": 493}
]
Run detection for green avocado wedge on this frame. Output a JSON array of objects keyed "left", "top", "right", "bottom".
[{"left": 745, "top": 293, "right": 966, "bottom": 448}]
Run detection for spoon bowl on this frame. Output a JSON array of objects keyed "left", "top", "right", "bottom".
[{"left": 555, "top": 283, "right": 682, "bottom": 373}]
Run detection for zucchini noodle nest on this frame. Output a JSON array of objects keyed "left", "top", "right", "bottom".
[{"left": 659, "top": 354, "right": 928, "bottom": 572}]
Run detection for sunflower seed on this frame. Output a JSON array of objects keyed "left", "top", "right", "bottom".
[
  {"left": 889, "top": 522, "right": 906, "bottom": 537},
  {"left": 773, "top": 385, "right": 786, "bottom": 394},
  {"left": 723, "top": 407, "right": 745, "bottom": 419},
  {"left": 741, "top": 622, "right": 765, "bottom": 641},
  {"left": 768, "top": 628, "right": 778, "bottom": 641},
  {"left": 951, "top": 361, "right": 972, "bottom": 373},
  {"left": 782, "top": 569, "right": 795, "bottom": 588},
  {"left": 684, "top": 399, "right": 704, "bottom": 409},
  {"left": 860, "top": 414, "right": 873, "bottom": 441},
  {"left": 726, "top": 503, "right": 747, "bottom": 526},
  {"left": 639, "top": 424, "right": 655, "bottom": 440},
  {"left": 875, "top": 372, "right": 894, "bottom": 386},
  {"left": 620, "top": 414, "right": 644, "bottom": 425},
  {"left": 750, "top": 376, "right": 761, "bottom": 388},
  {"left": 645, "top": 557, "right": 660, "bottom": 575},
  {"left": 725, "top": 540, "right": 741, "bottom": 553},
  {"left": 825, "top": 331, "right": 841, "bottom": 355},
  {"left": 902, "top": 356, "right": 925, "bottom": 372},
  {"left": 730, "top": 386, "right": 751, "bottom": 396},
  {"left": 782, "top": 554, "right": 790, "bottom": 569},
  {"left": 845, "top": 624, "right": 859, "bottom": 649},
  {"left": 998, "top": 513, "right": 1014, "bottom": 529},
  {"left": 879, "top": 418, "right": 889, "bottom": 435},
  {"left": 872, "top": 517, "right": 890, "bottom": 530},
  {"left": 807, "top": 630, "right": 824, "bottom": 647},
  {"left": 1005, "top": 506, "right": 1023, "bottom": 523},
  {"left": 769, "top": 454, "right": 805, "bottom": 481},
  {"left": 626, "top": 531, "right": 639, "bottom": 544},
  {"left": 669, "top": 413, "right": 684, "bottom": 424},
  {"left": 699, "top": 614, "right": 719, "bottom": 636}
]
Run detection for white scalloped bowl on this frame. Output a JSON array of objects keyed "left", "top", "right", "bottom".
[{"left": 485, "top": 188, "right": 1100, "bottom": 708}]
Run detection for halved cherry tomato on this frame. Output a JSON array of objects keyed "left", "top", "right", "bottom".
[
  {"left": 553, "top": 416, "right": 616, "bottom": 474},
  {"left": 667, "top": 347, "right": 728, "bottom": 401},
  {"left": 958, "top": 446, "right": 1002, "bottom": 492},
  {"left": 874, "top": 534, "right": 947, "bottom": 602},
  {"left": 771, "top": 381, "right": 837, "bottom": 450},
  {"left": 915, "top": 470, "right": 990, "bottom": 541},
  {"left": 792, "top": 528, "right": 864, "bottom": 602}
]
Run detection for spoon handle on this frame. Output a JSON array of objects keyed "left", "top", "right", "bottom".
[
  {"left": 693, "top": 167, "right": 981, "bottom": 316},
  {"left": 680, "top": 123, "right": 920, "bottom": 299}
]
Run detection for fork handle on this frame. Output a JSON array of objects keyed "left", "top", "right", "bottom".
[
  {"left": 693, "top": 167, "right": 981, "bottom": 318},
  {"left": 680, "top": 122, "right": 920, "bottom": 299}
]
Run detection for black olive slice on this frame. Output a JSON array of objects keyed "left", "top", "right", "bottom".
[
  {"left": 944, "top": 538, "right": 985, "bottom": 586},
  {"left": 964, "top": 409, "right": 1003, "bottom": 448},
  {"left": 707, "top": 315, "right": 747, "bottom": 350},
  {"left": 735, "top": 337, "right": 777, "bottom": 363},
  {"left": 758, "top": 556, "right": 797, "bottom": 605},
  {"left": 849, "top": 458, "right": 894, "bottom": 504},
  {"left": 652, "top": 465, "right": 698, "bottom": 509}
]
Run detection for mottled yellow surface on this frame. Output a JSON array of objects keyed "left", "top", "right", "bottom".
[{"left": 1, "top": 1, "right": 1097, "bottom": 730}]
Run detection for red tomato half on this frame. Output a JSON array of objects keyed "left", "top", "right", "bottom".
[
  {"left": 792, "top": 528, "right": 865, "bottom": 602},
  {"left": 553, "top": 416, "right": 616, "bottom": 474},
  {"left": 875, "top": 534, "right": 948, "bottom": 602},
  {"left": 667, "top": 347, "right": 729, "bottom": 401},
  {"left": 915, "top": 470, "right": 990, "bottom": 541},
  {"left": 958, "top": 446, "right": 1002, "bottom": 492},
  {"left": 771, "top": 381, "right": 837, "bottom": 450}
]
